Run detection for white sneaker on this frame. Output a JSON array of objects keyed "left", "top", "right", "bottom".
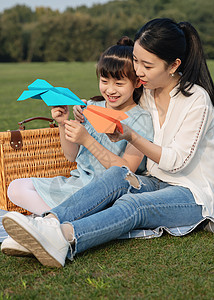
[
  {"left": 1, "top": 236, "right": 32, "bottom": 257},
  {"left": 2, "top": 212, "right": 70, "bottom": 268}
]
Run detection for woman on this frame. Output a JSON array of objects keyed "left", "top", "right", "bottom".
[{"left": 2, "top": 18, "right": 214, "bottom": 268}]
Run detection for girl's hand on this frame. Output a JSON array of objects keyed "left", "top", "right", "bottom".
[
  {"left": 107, "top": 124, "right": 133, "bottom": 143},
  {"left": 51, "top": 106, "right": 69, "bottom": 125},
  {"left": 64, "top": 119, "right": 90, "bottom": 145},
  {"left": 73, "top": 99, "right": 87, "bottom": 123}
]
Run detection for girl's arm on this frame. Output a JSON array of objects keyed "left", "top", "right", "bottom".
[
  {"left": 64, "top": 120, "right": 144, "bottom": 172},
  {"left": 58, "top": 124, "right": 80, "bottom": 162},
  {"left": 51, "top": 106, "right": 79, "bottom": 162}
]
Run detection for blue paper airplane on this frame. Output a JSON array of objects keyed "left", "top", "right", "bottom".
[{"left": 17, "top": 79, "right": 87, "bottom": 106}]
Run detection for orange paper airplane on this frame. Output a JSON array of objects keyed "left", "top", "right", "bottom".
[{"left": 83, "top": 105, "right": 128, "bottom": 134}]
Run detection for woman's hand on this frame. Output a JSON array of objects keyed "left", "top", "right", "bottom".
[
  {"left": 51, "top": 106, "right": 69, "bottom": 125},
  {"left": 73, "top": 99, "right": 87, "bottom": 123},
  {"left": 107, "top": 124, "right": 133, "bottom": 143},
  {"left": 64, "top": 119, "right": 91, "bottom": 145}
]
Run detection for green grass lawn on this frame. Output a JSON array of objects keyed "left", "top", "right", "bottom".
[
  {"left": 0, "top": 62, "right": 213, "bottom": 299},
  {"left": 0, "top": 62, "right": 99, "bottom": 131}
]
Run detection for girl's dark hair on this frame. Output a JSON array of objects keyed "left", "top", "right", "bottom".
[
  {"left": 134, "top": 18, "right": 214, "bottom": 105},
  {"left": 93, "top": 36, "right": 143, "bottom": 104}
]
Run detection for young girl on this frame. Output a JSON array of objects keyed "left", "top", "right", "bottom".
[
  {"left": 6, "top": 36, "right": 153, "bottom": 215},
  {"left": 2, "top": 18, "right": 213, "bottom": 267}
]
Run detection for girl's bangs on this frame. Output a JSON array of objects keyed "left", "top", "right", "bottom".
[{"left": 98, "top": 57, "right": 135, "bottom": 81}]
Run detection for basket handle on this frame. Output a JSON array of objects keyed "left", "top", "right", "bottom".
[{"left": 18, "top": 117, "right": 57, "bottom": 130}]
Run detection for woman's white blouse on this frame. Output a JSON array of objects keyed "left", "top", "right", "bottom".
[{"left": 140, "top": 85, "right": 214, "bottom": 218}]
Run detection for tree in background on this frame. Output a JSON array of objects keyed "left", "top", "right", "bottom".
[
  {"left": 0, "top": 0, "right": 213, "bottom": 62},
  {"left": 0, "top": 7, "right": 24, "bottom": 61}
]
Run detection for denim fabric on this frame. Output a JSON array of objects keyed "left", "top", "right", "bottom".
[
  {"left": 50, "top": 166, "right": 203, "bottom": 256},
  {"left": 32, "top": 100, "right": 153, "bottom": 208},
  {"left": 0, "top": 209, "right": 8, "bottom": 242}
]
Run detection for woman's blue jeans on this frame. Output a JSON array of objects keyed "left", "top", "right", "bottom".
[{"left": 50, "top": 166, "right": 203, "bottom": 256}]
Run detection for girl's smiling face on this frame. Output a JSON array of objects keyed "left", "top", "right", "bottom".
[
  {"left": 133, "top": 40, "right": 176, "bottom": 91},
  {"left": 99, "top": 75, "right": 137, "bottom": 112}
]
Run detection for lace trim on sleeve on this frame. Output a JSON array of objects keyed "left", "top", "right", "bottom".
[{"left": 170, "top": 107, "right": 207, "bottom": 173}]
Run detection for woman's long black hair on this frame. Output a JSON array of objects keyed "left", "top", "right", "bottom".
[{"left": 134, "top": 18, "right": 214, "bottom": 105}]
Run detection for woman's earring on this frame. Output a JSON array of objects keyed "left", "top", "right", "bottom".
[{"left": 171, "top": 73, "right": 175, "bottom": 77}]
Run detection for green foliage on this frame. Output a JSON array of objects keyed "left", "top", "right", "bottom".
[
  {"left": 0, "top": 9, "right": 23, "bottom": 61},
  {"left": 0, "top": 0, "right": 214, "bottom": 62}
]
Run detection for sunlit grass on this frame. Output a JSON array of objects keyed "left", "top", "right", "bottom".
[{"left": 0, "top": 62, "right": 99, "bottom": 131}]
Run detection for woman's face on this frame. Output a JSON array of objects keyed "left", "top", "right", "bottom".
[{"left": 133, "top": 40, "right": 173, "bottom": 90}]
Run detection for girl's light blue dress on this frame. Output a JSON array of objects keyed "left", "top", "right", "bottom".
[{"left": 32, "top": 100, "right": 153, "bottom": 208}]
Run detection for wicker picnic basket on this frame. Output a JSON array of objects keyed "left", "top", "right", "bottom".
[{"left": 0, "top": 117, "right": 77, "bottom": 214}]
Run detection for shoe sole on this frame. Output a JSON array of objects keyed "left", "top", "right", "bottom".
[
  {"left": 1, "top": 247, "right": 33, "bottom": 257},
  {"left": 2, "top": 216, "right": 63, "bottom": 268}
]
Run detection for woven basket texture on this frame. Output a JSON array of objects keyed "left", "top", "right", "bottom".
[{"left": 0, "top": 127, "right": 76, "bottom": 214}]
